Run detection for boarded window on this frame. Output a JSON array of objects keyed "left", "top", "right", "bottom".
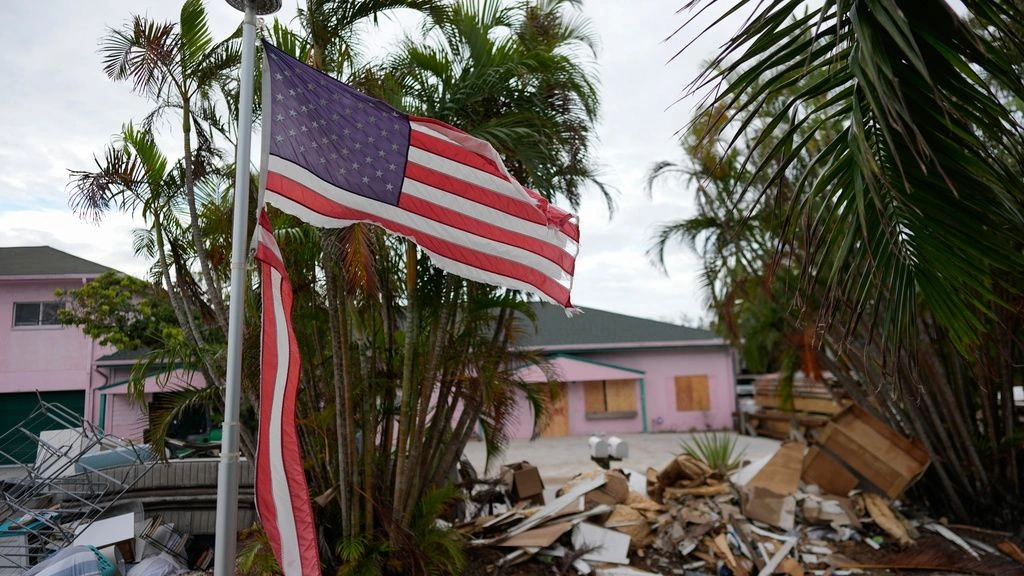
[
  {"left": 583, "top": 380, "right": 637, "bottom": 415},
  {"left": 675, "top": 375, "right": 711, "bottom": 411}
]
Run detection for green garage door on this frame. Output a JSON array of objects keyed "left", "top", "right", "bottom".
[{"left": 0, "top": 391, "right": 86, "bottom": 465}]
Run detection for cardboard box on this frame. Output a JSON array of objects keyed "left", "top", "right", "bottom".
[
  {"left": 739, "top": 441, "right": 805, "bottom": 530},
  {"left": 501, "top": 461, "right": 545, "bottom": 505},
  {"left": 801, "top": 446, "right": 858, "bottom": 496},
  {"left": 817, "top": 405, "right": 930, "bottom": 498}
]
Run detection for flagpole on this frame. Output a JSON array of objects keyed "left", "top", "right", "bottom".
[{"left": 215, "top": 1, "right": 279, "bottom": 575}]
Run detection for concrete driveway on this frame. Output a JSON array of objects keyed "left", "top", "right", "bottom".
[{"left": 462, "top": 432, "right": 780, "bottom": 486}]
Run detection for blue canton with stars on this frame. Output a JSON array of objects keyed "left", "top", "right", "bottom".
[{"left": 264, "top": 42, "right": 410, "bottom": 206}]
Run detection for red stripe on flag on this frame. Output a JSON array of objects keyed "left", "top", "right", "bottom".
[
  {"left": 404, "top": 162, "right": 580, "bottom": 243},
  {"left": 409, "top": 129, "right": 508, "bottom": 182},
  {"left": 255, "top": 263, "right": 281, "bottom": 556},
  {"left": 267, "top": 172, "right": 572, "bottom": 305},
  {"left": 397, "top": 193, "right": 575, "bottom": 275},
  {"left": 255, "top": 214, "right": 322, "bottom": 576}
]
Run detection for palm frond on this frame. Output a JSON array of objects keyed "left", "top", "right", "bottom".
[
  {"left": 100, "top": 16, "right": 177, "bottom": 96},
  {"left": 677, "top": 0, "right": 1024, "bottom": 352}
]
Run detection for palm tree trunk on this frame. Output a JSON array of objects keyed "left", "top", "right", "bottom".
[
  {"left": 392, "top": 242, "right": 419, "bottom": 535},
  {"left": 181, "top": 102, "right": 229, "bottom": 333},
  {"left": 153, "top": 214, "right": 221, "bottom": 391},
  {"left": 404, "top": 278, "right": 457, "bottom": 520},
  {"left": 432, "top": 391, "right": 480, "bottom": 488},
  {"left": 323, "top": 253, "right": 351, "bottom": 539},
  {"left": 337, "top": 280, "right": 361, "bottom": 535}
]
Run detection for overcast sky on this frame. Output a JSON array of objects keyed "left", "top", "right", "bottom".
[{"left": 0, "top": 1, "right": 739, "bottom": 325}]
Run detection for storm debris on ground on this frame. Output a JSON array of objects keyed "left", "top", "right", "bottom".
[{"left": 459, "top": 408, "right": 1024, "bottom": 576}]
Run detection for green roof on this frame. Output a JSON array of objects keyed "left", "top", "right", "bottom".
[
  {"left": 515, "top": 302, "right": 720, "bottom": 350},
  {"left": 96, "top": 347, "right": 152, "bottom": 364},
  {"left": 0, "top": 246, "right": 114, "bottom": 277}
]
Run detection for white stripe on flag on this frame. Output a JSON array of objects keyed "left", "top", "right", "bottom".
[
  {"left": 257, "top": 225, "right": 284, "bottom": 262},
  {"left": 406, "top": 146, "right": 524, "bottom": 201},
  {"left": 267, "top": 157, "right": 573, "bottom": 283},
  {"left": 409, "top": 121, "right": 461, "bottom": 146},
  {"left": 422, "top": 250, "right": 564, "bottom": 303},
  {"left": 401, "top": 179, "right": 578, "bottom": 252},
  {"left": 269, "top": 267, "right": 301, "bottom": 574},
  {"left": 264, "top": 191, "right": 573, "bottom": 303}
]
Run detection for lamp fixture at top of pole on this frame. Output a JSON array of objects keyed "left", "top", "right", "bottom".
[{"left": 225, "top": 0, "right": 282, "bottom": 15}]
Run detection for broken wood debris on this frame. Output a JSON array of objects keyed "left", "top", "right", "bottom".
[{"left": 458, "top": 411, "right": 1024, "bottom": 575}]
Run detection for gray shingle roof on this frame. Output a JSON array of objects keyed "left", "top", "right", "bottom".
[
  {"left": 0, "top": 246, "right": 114, "bottom": 277},
  {"left": 515, "top": 302, "right": 720, "bottom": 350},
  {"left": 96, "top": 347, "right": 152, "bottom": 364}
]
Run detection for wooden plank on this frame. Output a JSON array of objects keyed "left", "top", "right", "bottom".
[
  {"left": 675, "top": 375, "right": 710, "bottom": 411},
  {"left": 498, "top": 522, "right": 573, "bottom": 548},
  {"left": 818, "top": 420, "right": 924, "bottom": 498},
  {"left": 755, "top": 395, "right": 846, "bottom": 415},
  {"left": 542, "top": 385, "right": 570, "bottom": 437},
  {"left": 691, "top": 376, "right": 710, "bottom": 410},
  {"left": 801, "top": 446, "right": 858, "bottom": 496},
  {"left": 674, "top": 376, "right": 693, "bottom": 411},
  {"left": 675, "top": 375, "right": 708, "bottom": 409},
  {"left": 584, "top": 381, "right": 606, "bottom": 413},
  {"left": 605, "top": 380, "right": 637, "bottom": 412}
]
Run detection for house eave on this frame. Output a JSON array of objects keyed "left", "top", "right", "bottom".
[
  {"left": 525, "top": 339, "right": 729, "bottom": 353},
  {"left": 0, "top": 273, "right": 106, "bottom": 282}
]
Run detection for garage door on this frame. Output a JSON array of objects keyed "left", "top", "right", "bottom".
[{"left": 0, "top": 391, "right": 85, "bottom": 465}]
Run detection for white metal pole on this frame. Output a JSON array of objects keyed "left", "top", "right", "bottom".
[{"left": 214, "top": 1, "right": 262, "bottom": 574}]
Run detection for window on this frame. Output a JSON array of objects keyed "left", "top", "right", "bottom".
[
  {"left": 675, "top": 374, "right": 711, "bottom": 411},
  {"left": 583, "top": 379, "right": 637, "bottom": 419},
  {"left": 12, "top": 302, "right": 63, "bottom": 327}
]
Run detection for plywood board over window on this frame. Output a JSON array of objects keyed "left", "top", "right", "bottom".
[
  {"left": 675, "top": 375, "right": 711, "bottom": 411},
  {"left": 584, "top": 381, "right": 607, "bottom": 413},
  {"left": 584, "top": 379, "right": 638, "bottom": 419}
]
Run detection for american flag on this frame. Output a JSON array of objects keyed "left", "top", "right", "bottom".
[
  {"left": 253, "top": 210, "right": 321, "bottom": 576},
  {"left": 259, "top": 41, "right": 579, "bottom": 307}
]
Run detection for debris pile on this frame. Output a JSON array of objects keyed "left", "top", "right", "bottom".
[
  {"left": 746, "top": 374, "right": 850, "bottom": 439},
  {"left": 460, "top": 406, "right": 1024, "bottom": 575},
  {"left": 0, "top": 400, "right": 226, "bottom": 575}
]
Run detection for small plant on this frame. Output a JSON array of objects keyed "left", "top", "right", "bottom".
[
  {"left": 236, "top": 524, "right": 281, "bottom": 576},
  {"left": 679, "top": 431, "right": 746, "bottom": 474}
]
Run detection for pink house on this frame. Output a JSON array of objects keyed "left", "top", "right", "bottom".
[
  {"left": 0, "top": 246, "right": 204, "bottom": 462},
  {"left": 507, "top": 303, "right": 737, "bottom": 439}
]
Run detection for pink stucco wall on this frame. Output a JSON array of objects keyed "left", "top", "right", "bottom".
[
  {"left": 0, "top": 278, "right": 106, "bottom": 392},
  {"left": 580, "top": 348, "right": 736, "bottom": 433},
  {"left": 505, "top": 345, "right": 737, "bottom": 439},
  {"left": 2, "top": 276, "right": 207, "bottom": 438},
  {"left": 0, "top": 277, "right": 118, "bottom": 424},
  {"left": 96, "top": 369, "right": 208, "bottom": 439},
  {"left": 105, "top": 393, "right": 151, "bottom": 441}
]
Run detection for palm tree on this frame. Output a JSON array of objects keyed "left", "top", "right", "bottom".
[
  {"left": 68, "top": 123, "right": 256, "bottom": 458},
  {"left": 670, "top": 1, "right": 1024, "bottom": 521},
  {"left": 100, "top": 0, "right": 241, "bottom": 332},
  {"left": 259, "top": 2, "right": 607, "bottom": 571},
  {"left": 387, "top": 0, "right": 612, "bottom": 210}
]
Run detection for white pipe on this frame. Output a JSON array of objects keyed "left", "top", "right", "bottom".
[{"left": 213, "top": 3, "right": 257, "bottom": 574}]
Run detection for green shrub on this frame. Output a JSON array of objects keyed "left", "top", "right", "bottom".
[{"left": 679, "top": 431, "right": 746, "bottom": 474}]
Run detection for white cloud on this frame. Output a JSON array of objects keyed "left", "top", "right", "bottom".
[
  {"left": 0, "top": 208, "right": 149, "bottom": 277},
  {"left": 0, "top": 0, "right": 748, "bottom": 326}
]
